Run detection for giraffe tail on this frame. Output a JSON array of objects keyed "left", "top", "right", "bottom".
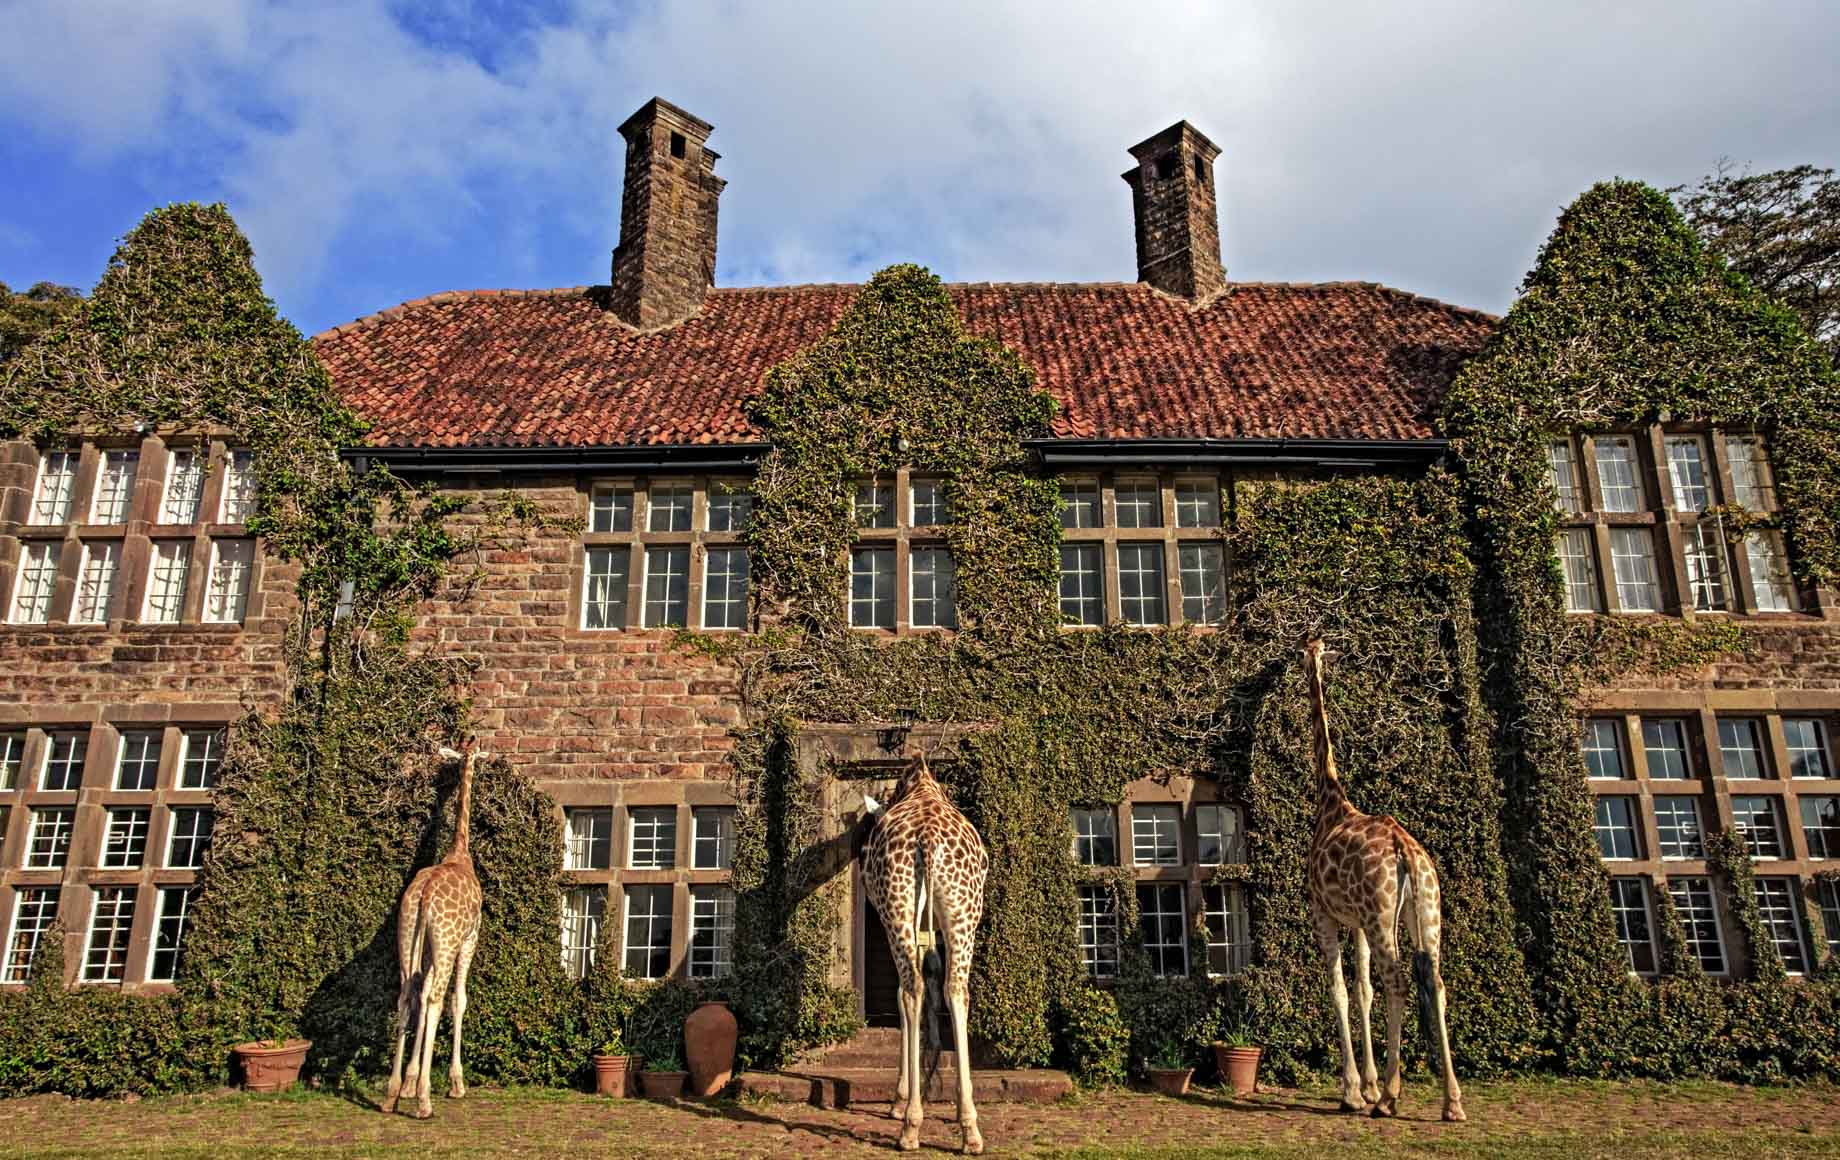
[{"left": 1393, "top": 838, "right": 1444, "bottom": 1079}]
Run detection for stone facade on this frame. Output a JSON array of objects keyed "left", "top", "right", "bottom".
[{"left": 608, "top": 97, "right": 726, "bottom": 330}]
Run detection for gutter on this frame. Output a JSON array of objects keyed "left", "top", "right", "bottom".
[{"left": 343, "top": 442, "right": 771, "bottom": 475}]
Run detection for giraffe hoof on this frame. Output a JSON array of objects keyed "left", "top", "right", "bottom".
[
  {"left": 448, "top": 1083, "right": 466, "bottom": 1099},
  {"left": 1370, "top": 1100, "right": 1397, "bottom": 1119},
  {"left": 380, "top": 1099, "right": 398, "bottom": 1115},
  {"left": 963, "top": 1127, "right": 984, "bottom": 1154},
  {"left": 1338, "top": 1100, "right": 1366, "bottom": 1115},
  {"left": 413, "top": 1103, "right": 434, "bottom": 1120},
  {"left": 899, "top": 1126, "right": 922, "bottom": 1152},
  {"left": 1443, "top": 1103, "right": 1467, "bottom": 1123}
]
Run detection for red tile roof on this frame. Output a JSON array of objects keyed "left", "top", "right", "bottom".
[{"left": 311, "top": 282, "right": 1494, "bottom": 449}]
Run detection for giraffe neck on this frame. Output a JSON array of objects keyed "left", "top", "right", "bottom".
[
  {"left": 1304, "top": 647, "right": 1350, "bottom": 831},
  {"left": 451, "top": 749, "right": 474, "bottom": 862}
]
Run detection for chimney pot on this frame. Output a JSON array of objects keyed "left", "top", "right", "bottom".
[{"left": 609, "top": 97, "right": 725, "bottom": 328}]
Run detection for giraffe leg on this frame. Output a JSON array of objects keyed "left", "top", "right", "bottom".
[
  {"left": 892, "top": 942, "right": 911, "bottom": 1121},
  {"left": 1313, "top": 916, "right": 1363, "bottom": 1112},
  {"left": 1367, "top": 919, "right": 1406, "bottom": 1119},
  {"left": 942, "top": 908, "right": 983, "bottom": 1154},
  {"left": 383, "top": 892, "right": 425, "bottom": 1114},
  {"left": 898, "top": 962, "right": 925, "bottom": 1152},
  {"left": 413, "top": 960, "right": 452, "bottom": 1119},
  {"left": 381, "top": 969, "right": 415, "bottom": 1114},
  {"left": 1351, "top": 927, "right": 1380, "bottom": 1107},
  {"left": 447, "top": 929, "right": 478, "bottom": 1099},
  {"left": 1407, "top": 863, "right": 1465, "bottom": 1122}
]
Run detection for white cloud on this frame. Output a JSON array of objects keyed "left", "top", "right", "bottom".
[{"left": 0, "top": 0, "right": 1835, "bottom": 327}]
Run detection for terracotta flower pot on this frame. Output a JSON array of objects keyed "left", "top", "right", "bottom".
[
  {"left": 1147, "top": 1066, "right": 1193, "bottom": 1096},
  {"left": 233, "top": 1039, "right": 312, "bottom": 1093},
  {"left": 640, "top": 1070, "right": 688, "bottom": 1101},
  {"left": 1215, "top": 1044, "right": 1261, "bottom": 1095},
  {"left": 592, "top": 1053, "right": 640, "bottom": 1097},
  {"left": 684, "top": 1000, "right": 738, "bottom": 1097}
]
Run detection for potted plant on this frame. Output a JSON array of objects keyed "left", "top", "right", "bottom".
[
  {"left": 1144, "top": 1038, "right": 1193, "bottom": 1096},
  {"left": 590, "top": 1033, "right": 642, "bottom": 1098},
  {"left": 232, "top": 1024, "right": 312, "bottom": 1093},
  {"left": 639, "top": 1048, "right": 688, "bottom": 1100},
  {"left": 1213, "top": 1024, "right": 1262, "bottom": 1096}
]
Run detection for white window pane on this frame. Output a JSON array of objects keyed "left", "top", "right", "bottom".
[
  {"left": 692, "top": 807, "right": 736, "bottom": 870},
  {"left": 162, "top": 449, "right": 206, "bottom": 524},
  {"left": 702, "top": 547, "right": 749, "bottom": 630},
  {"left": 646, "top": 484, "right": 693, "bottom": 532},
  {"left": 41, "top": 732, "right": 87, "bottom": 791},
  {"left": 1731, "top": 796, "right": 1785, "bottom": 859},
  {"left": 1724, "top": 435, "right": 1775, "bottom": 510},
  {"left": 1593, "top": 796, "right": 1640, "bottom": 859},
  {"left": 1179, "top": 543, "right": 1226, "bottom": 624},
  {"left": 623, "top": 885, "right": 673, "bottom": 979},
  {"left": 179, "top": 729, "right": 224, "bottom": 789},
  {"left": 1556, "top": 529, "right": 1602, "bottom": 612},
  {"left": 82, "top": 887, "right": 137, "bottom": 983},
  {"left": 1060, "top": 483, "right": 1101, "bottom": 529},
  {"left": 565, "top": 808, "right": 613, "bottom": 870},
  {"left": 149, "top": 887, "right": 197, "bottom": 982},
  {"left": 1653, "top": 795, "right": 1704, "bottom": 859},
  {"left": 910, "top": 480, "right": 949, "bottom": 526},
  {"left": 1077, "top": 885, "right": 1118, "bottom": 978},
  {"left": 31, "top": 451, "right": 77, "bottom": 525},
  {"left": 1594, "top": 438, "right": 1643, "bottom": 512},
  {"left": 1667, "top": 877, "right": 1725, "bottom": 973},
  {"left": 1131, "top": 804, "right": 1180, "bottom": 866},
  {"left": 1174, "top": 482, "right": 1220, "bottom": 528},
  {"left": 1071, "top": 807, "right": 1117, "bottom": 867},
  {"left": 1117, "top": 543, "right": 1166, "bottom": 626},
  {"left": 73, "top": 542, "right": 121, "bottom": 624},
  {"left": 560, "top": 886, "right": 605, "bottom": 980},
  {"left": 689, "top": 886, "right": 735, "bottom": 979},
  {"left": 27, "top": 807, "right": 75, "bottom": 868},
  {"left": 90, "top": 451, "right": 139, "bottom": 524},
  {"left": 3, "top": 888, "right": 60, "bottom": 983},
  {"left": 1802, "top": 796, "right": 1840, "bottom": 858},
  {"left": 205, "top": 540, "right": 254, "bottom": 623},
  {"left": 1136, "top": 883, "right": 1187, "bottom": 977},
  {"left": 1114, "top": 481, "right": 1161, "bottom": 528},
  {"left": 642, "top": 546, "right": 689, "bottom": 628},
  {"left": 144, "top": 541, "right": 192, "bottom": 623},
  {"left": 219, "top": 451, "right": 258, "bottom": 522},
  {"left": 1744, "top": 532, "right": 1794, "bottom": 612},
  {"left": 1753, "top": 878, "right": 1808, "bottom": 973},
  {"left": 853, "top": 481, "right": 894, "bottom": 528},
  {"left": 1784, "top": 719, "right": 1832, "bottom": 779},
  {"left": 1607, "top": 878, "right": 1657, "bottom": 974},
  {"left": 706, "top": 487, "right": 752, "bottom": 532},
  {"left": 1640, "top": 719, "right": 1693, "bottom": 780},
  {"left": 583, "top": 546, "right": 631, "bottom": 630},
  {"left": 910, "top": 548, "right": 957, "bottom": 629},
  {"left": 1681, "top": 525, "right": 1729, "bottom": 611},
  {"left": 628, "top": 807, "right": 677, "bottom": 869},
  {"left": 0, "top": 733, "right": 24, "bottom": 791},
  {"left": 590, "top": 488, "right": 633, "bottom": 533},
  {"left": 1582, "top": 719, "right": 1625, "bottom": 779},
  {"left": 1547, "top": 440, "right": 1583, "bottom": 513},
  {"left": 115, "top": 730, "right": 162, "bottom": 790},
  {"left": 1203, "top": 883, "right": 1251, "bottom": 976},
  {"left": 1717, "top": 719, "right": 1767, "bottom": 779},
  {"left": 849, "top": 548, "right": 895, "bottom": 629},
  {"left": 1664, "top": 436, "right": 1710, "bottom": 512},
  {"left": 1608, "top": 528, "right": 1660, "bottom": 611},
  {"left": 165, "top": 807, "right": 214, "bottom": 868},
  {"left": 10, "top": 541, "right": 61, "bottom": 624},
  {"left": 1059, "top": 544, "right": 1104, "bottom": 626}
]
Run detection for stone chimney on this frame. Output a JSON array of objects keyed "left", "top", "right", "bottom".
[
  {"left": 609, "top": 98, "right": 725, "bottom": 328},
  {"left": 1122, "top": 120, "right": 1224, "bottom": 300}
]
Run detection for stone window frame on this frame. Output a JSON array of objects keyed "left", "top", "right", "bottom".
[
  {"left": 1055, "top": 471, "right": 1228, "bottom": 631},
  {"left": 570, "top": 475, "right": 749, "bottom": 635},
  {"left": 0, "top": 436, "right": 267, "bottom": 632},
  {"left": 846, "top": 468, "right": 960, "bottom": 636},
  {"left": 1546, "top": 426, "right": 1825, "bottom": 620},
  {"left": 1581, "top": 703, "right": 1840, "bottom": 978}
]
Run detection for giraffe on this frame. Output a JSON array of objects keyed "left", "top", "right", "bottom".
[
  {"left": 859, "top": 756, "right": 990, "bottom": 1154},
  {"left": 382, "top": 744, "right": 485, "bottom": 1119},
  {"left": 1301, "top": 639, "right": 1465, "bottom": 1122}
]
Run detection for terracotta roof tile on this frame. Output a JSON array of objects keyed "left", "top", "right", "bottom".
[{"left": 312, "top": 282, "right": 1494, "bottom": 448}]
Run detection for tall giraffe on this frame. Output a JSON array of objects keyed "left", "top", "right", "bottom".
[
  {"left": 860, "top": 756, "right": 990, "bottom": 1154},
  {"left": 1301, "top": 640, "right": 1465, "bottom": 1122},
  {"left": 382, "top": 744, "right": 485, "bottom": 1119}
]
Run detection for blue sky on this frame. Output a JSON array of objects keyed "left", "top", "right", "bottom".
[{"left": 2, "top": 1, "right": 1836, "bottom": 338}]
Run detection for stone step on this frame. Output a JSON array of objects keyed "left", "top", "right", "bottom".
[
  {"left": 809, "top": 1026, "right": 964, "bottom": 1069},
  {"left": 736, "top": 1067, "right": 1073, "bottom": 1108}
]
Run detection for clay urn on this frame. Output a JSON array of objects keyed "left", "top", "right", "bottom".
[{"left": 683, "top": 1000, "right": 739, "bottom": 1096}]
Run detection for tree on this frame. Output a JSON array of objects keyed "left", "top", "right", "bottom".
[
  {"left": 1673, "top": 163, "right": 1840, "bottom": 364},
  {"left": 0, "top": 281, "right": 80, "bottom": 364}
]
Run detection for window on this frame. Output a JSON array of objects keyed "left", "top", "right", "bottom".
[
  {"left": 641, "top": 546, "right": 689, "bottom": 628},
  {"left": 688, "top": 886, "right": 735, "bottom": 979},
  {"left": 1608, "top": 529, "right": 1661, "bottom": 612},
  {"left": 565, "top": 809, "right": 613, "bottom": 871},
  {"left": 1174, "top": 481, "right": 1220, "bottom": 528},
  {"left": 582, "top": 546, "right": 631, "bottom": 630},
  {"left": 0, "top": 733, "right": 22, "bottom": 790},
  {"left": 81, "top": 887, "right": 136, "bottom": 983},
  {"left": 1077, "top": 885, "right": 1118, "bottom": 978},
  {"left": 1641, "top": 719, "right": 1694, "bottom": 780},
  {"left": 1058, "top": 544, "right": 1104, "bottom": 626},
  {"left": 647, "top": 484, "right": 693, "bottom": 532},
  {"left": 101, "top": 807, "right": 151, "bottom": 869},
  {"left": 1114, "top": 481, "right": 1161, "bottom": 529},
  {"left": 1730, "top": 796, "right": 1785, "bottom": 859},
  {"left": 30, "top": 451, "right": 77, "bottom": 525},
  {"left": 692, "top": 807, "right": 735, "bottom": 870},
  {"left": 910, "top": 480, "right": 949, "bottom": 526},
  {"left": 143, "top": 541, "right": 191, "bottom": 623},
  {"left": 1783, "top": 719, "right": 1832, "bottom": 780},
  {"left": 178, "top": 729, "right": 224, "bottom": 790},
  {"left": 849, "top": 547, "right": 895, "bottom": 629},
  {"left": 1136, "top": 883, "right": 1188, "bottom": 977},
  {"left": 10, "top": 541, "right": 60, "bottom": 624},
  {"left": 1071, "top": 807, "right": 1117, "bottom": 867},
  {"left": 1556, "top": 529, "right": 1602, "bottom": 613},
  {"left": 161, "top": 449, "right": 205, "bottom": 524},
  {"left": 72, "top": 541, "right": 121, "bottom": 623},
  {"left": 166, "top": 807, "right": 213, "bottom": 869},
  {"left": 1680, "top": 525, "right": 1729, "bottom": 612},
  {"left": 910, "top": 548, "right": 956, "bottom": 629},
  {"left": 1547, "top": 439, "right": 1584, "bottom": 513},
  {"left": 1717, "top": 718, "right": 1768, "bottom": 779},
  {"left": 1753, "top": 878, "right": 1808, "bottom": 973},
  {"left": 1819, "top": 880, "right": 1840, "bottom": 960},
  {"left": 628, "top": 807, "right": 677, "bottom": 869},
  {"left": 1744, "top": 532, "right": 1795, "bottom": 612},
  {"left": 702, "top": 547, "right": 749, "bottom": 630},
  {"left": 1203, "top": 883, "right": 1250, "bottom": 976},
  {"left": 1593, "top": 796, "right": 1640, "bottom": 860},
  {"left": 1593, "top": 437, "right": 1644, "bottom": 512},
  {"left": 3, "top": 888, "right": 59, "bottom": 983},
  {"left": 590, "top": 487, "right": 634, "bottom": 533},
  {"left": 41, "top": 732, "right": 86, "bottom": 791},
  {"left": 1195, "top": 804, "right": 1244, "bottom": 865},
  {"left": 27, "top": 808, "right": 74, "bottom": 868},
  {"left": 706, "top": 486, "right": 752, "bottom": 532},
  {"left": 1131, "top": 804, "right": 1180, "bottom": 866},
  {"left": 1117, "top": 544, "right": 1166, "bottom": 626},
  {"left": 1608, "top": 878, "right": 1657, "bottom": 973},
  {"left": 90, "top": 451, "right": 138, "bottom": 524},
  {"left": 854, "top": 481, "right": 894, "bottom": 529},
  {"left": 1178, "top": 544, "right": 1226, "bottom": 625},
  {"left": 560, "top": 886, "right": 605, "bottom": 980},
  {"left": 204, "top": 539, "right": 254, "bottom": 623},
  {"left": 1725, "top": 435, "right": 1775, "bottom": 510},
  {"left": 1582, "top": 719, "right": 1626, "bottom": 780},
  {"left": 148, "top": 887, "right": 197, "bottom": 983},
  {"left": 623, "top": 885, "right": 673, "bottom": 979},
  {"left": 1664, "top": 436, "right": 1711, "bottom": 512},
  {"left": 219, "top": 451, "right": 258, "bottom": 522},
  {"left": 1799, "top": 796, "right": 1840, "bottom": 859},
  {"left": 1653, "top": 795, "right": 1705, "bottom": 859},
  {"left": 1667, "top": 877, "right": 1725, "bottom": 973},
  {"left": 1060, "top": 482, "right": 1101, "bottom": 529},
  {"left": 115, "top": 730, "right": 162, "bottom": 791}
]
